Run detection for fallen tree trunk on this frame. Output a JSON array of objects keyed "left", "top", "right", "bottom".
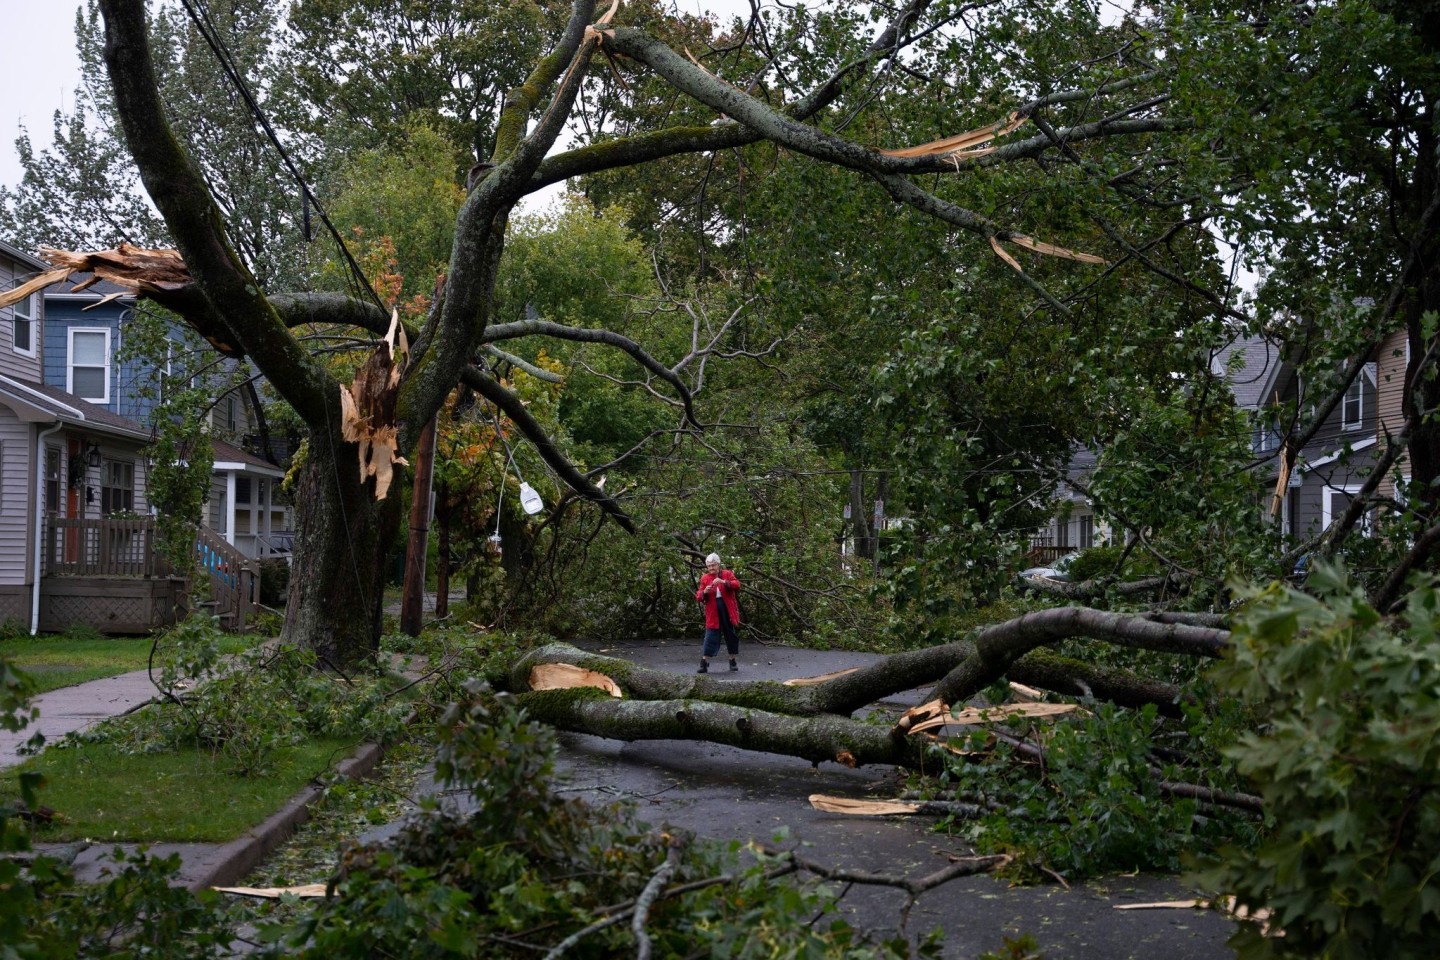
[
  {"left": 511, "top": 603, "right": 1223, "bottom": 721},
  {"left": 517, "top": 689, "right": 932, "bottom": 768}
]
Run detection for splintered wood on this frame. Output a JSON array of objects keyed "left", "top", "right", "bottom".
[
  {"left": 0, "top": 244, "right": 192, "bottom": 309},
  {"left": 339, "top": 310, "right": 410, "bottom": 500},
  {"left": 528, "top": 662, "right": 623, "bottom": 698},
  {"left": 880, "top": 112, "right": 1028, "bottom": 159},
  {"left": 809, "top": 794, "right": 922, "bottom": 816},
  {"left": 214, "top": 884, "right": 328, "bottom": 899},
  {"left": 894, "top": 698, "right": 1085, "bottom": 737},
  {"left": 0, "top": 244, "right": 249, "bottom": 355}
]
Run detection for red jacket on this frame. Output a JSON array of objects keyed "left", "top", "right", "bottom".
[{"left": 696, "top": 569, "right": 742, "bottom": 628}]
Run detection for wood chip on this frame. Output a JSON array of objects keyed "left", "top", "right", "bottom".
[
  {"left": 1115, "top": 897, "right": 1279, "bottom": 935},
  {"left": 809, "top": 794, "right": 922, "bottom": 816},
  {"left": 528, "top": 662, "right": 623, "bottom": 698},
  {"left": 1008, "top": 682, "right": 1044, "bottom": 701},
  {"left": 214, "top": 884, "right": 328, "bottom": 899},
  {"left": 781, "top": 667, "right": 861, "bottom": 686},
  {"left": 892, "top": 698, "right": 949, "bottom": 735}
]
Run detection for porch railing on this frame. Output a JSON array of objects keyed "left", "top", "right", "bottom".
[
  {"left": 44, "top": 515, "right": 169, "bottom": 578},
  {"left": 1025, "top": 544, "right": 1075, "bottom": 565},
  {"left": 196, "top": 524, "right": 257, "bottom": 632}
]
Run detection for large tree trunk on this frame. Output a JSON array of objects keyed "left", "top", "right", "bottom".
[
  {"left": 509, "top": 608, "right": 1230, "bottom": 769},
  {"left": 282, "top": 434, "right": 403, "bottom": 669}
]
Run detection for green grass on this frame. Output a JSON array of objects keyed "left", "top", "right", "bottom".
[
  {"left": 8, "top": 738, "right": 356, "bottom": 842},
  {"left": 0, "top": 633, "right": 260, "bottom": 695}
]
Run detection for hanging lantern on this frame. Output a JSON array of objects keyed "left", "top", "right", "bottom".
[{"left": 519, "top": 482, "right": 544, "bottom": 515}]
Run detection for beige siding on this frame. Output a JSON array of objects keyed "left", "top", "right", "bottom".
[
  {"left": 0, "top": 413, "right": 35, "bottom": 588},
  {"left": 1376, "top": 329, "right": 1409, "bottom": 496},
  {"left": 0, "top": 256, "right": 43, "bottom": 383}
]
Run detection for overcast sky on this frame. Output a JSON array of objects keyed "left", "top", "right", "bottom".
[
  {"left": 0, "top": 1, "right": 750, "bottom": 200},
  {"left": 0, "top": 4, "right": 84, "bottom": 193}
]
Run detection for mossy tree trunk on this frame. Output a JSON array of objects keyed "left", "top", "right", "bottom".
[{"left": 283, "top": 432, "right": 404, "bottom": 667}]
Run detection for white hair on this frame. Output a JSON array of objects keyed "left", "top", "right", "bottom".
[{"left": 705, "top": 553, "right": 721, "bottom": 564}]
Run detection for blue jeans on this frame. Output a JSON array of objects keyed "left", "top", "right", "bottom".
[{"left": 703, "top": 624, "right": 739, "bottom": 657}]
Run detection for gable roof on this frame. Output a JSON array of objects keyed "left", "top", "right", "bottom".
[
  {"left": 1213, "top": 335, "right": 1288, "bottom": 410},
  {"left": 212, "top": 438, "right": 285, "bottom": 479},
  {"left": 0, "top": 239, "right": 50, "bottom": 274},
  {"left": 43, "top": 271, "right": 137, "bottom": 303}
]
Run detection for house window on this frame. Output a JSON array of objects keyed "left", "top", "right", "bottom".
[
  {"left": 45, "top": 447, "right": 60, "bottom": 514},
  {"left": 235, "top": 476, "right": 252, "bottom": 504},
  {"left": 1341, "top": 363, "right": 1376, "bottom": 431},
  {"left": 1055, "top": 517, "right": 1070, "bottom": 549},
  {"left": 101, "top": 460, "right": 135, "bottom": 515},
  {"left": 11, "top": 291, "right": 35, "bottom": 356},
  {"left": 68, "top": 329, "right": 111, "bottom": 403},
  {"left": 1079, "top": 515, "right": 1094, "bottom": 549},
  {"left": 1323, "top": 486, "right": 1371, "bottom": 537},
  {"left": 224, "top": 395, "right": 239, "bottom": 434}
]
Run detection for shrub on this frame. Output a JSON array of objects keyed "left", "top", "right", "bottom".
[
  {"left": 256, "top": 558, "right": 291, "bottom": 608},
  {"left": 1202, "top": 564, "right": 1440, "bottom": 960}
]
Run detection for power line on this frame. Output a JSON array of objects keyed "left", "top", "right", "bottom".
[{"left": 177, "top": 0, "right": 386, "bottom": 314}]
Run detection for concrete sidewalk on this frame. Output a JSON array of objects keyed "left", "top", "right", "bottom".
[
  {"left": 5, "top": 667, "right": 386, "bottom": 892},
  {"left": 1, "top": 668, "right": 160, "bottom": 769}
]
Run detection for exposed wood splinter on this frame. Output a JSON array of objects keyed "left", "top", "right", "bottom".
[
  {"left": 528, "top": 662, "right": 623, "bottom": 698},
  {"left": 339, "top": 309, "right": 410, "bottom": 500},
  {"left": 782, "top": 667, "right": 861, "bottom": 687},
  {"left": 809, "top": 794, "right": 923, "bottom": 816}
]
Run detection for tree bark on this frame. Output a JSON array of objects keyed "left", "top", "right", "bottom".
[
  {"left": 509, "top": 602, "right": 1224, "bottom": 745},
  {"left": 401, "top": 417, "right": 438, "bottom": 636},
  {"left": 282, "top": 435, "right": 402, "bottom": 668}
]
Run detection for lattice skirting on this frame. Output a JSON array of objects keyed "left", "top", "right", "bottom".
[
  {"left": 0, "top": 587, "right": 29, "bottom": 628},
  {"left": 38, "top": 578, "right": 187, "bottom": 635}
]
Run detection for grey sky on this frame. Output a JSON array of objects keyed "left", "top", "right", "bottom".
[{"left": 0, "top": 4, "right": 84, "bottom": 192}]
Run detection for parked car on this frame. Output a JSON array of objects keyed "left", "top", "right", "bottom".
[{"left": 1018, "top": 551, "right": 1078, "bottom": 587}]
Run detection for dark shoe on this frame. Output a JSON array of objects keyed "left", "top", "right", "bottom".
[
  {"left": 697, "top": 660, "right": 708, "bottom": 674},
  {"left": 729, "top": 659, "right": 738, "bottom": 672}
]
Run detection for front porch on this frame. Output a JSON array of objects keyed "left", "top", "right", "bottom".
[{"left": 37, "top": 515, "right": 187, "bottom": 634}]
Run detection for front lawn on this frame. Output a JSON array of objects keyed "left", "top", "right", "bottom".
[
  {"left": 6, "top": 737, "right": 356, "bottom": 842},
  {"left": 0, "top": 631, "right": 261, "bottom": 695}
]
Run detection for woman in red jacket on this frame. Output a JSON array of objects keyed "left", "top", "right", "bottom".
[{"left": 696, "top": 552, "right": 741, "bottom": 673}]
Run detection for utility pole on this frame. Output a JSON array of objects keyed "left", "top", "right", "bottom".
[{"left": 400, "top": 416, "right": 437, "bottom": 636}]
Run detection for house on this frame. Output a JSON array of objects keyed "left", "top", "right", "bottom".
[
  {"left": 0, "top": 240, "right": 182, "bottom": 634},
  {"left": 1029, "top": 447, "right": 1112, "bottom": 561},
  {"left": 1213, "top": 334, "right": 1382, "bottom": 539},
  {"left": 42, "top": 272, "right": 293, "bottom": 559}
]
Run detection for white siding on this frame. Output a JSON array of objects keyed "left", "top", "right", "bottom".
[{"left": 0, "top": 412, "right": 34, "bottom": 587}]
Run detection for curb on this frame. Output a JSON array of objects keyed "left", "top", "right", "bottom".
[
  {"left": 26, "top": 739, "right": 389, "bottom": 893},
  {"left": 182, "top": 740, "right": 387, "bottom": 893}
]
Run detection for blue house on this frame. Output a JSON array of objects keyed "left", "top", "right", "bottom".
[{"left": 42, "top": 272, "right": 293, "bottom": 559}]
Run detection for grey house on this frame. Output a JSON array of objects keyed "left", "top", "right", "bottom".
[
  {"left": 0, "top": 240, "right": 183, "bottom": 633},
  {"left": 1213, "top": 334, "right": 1381, "bottom": 540}
]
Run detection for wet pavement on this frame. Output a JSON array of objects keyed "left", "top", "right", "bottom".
[
  {"left": 7, "top": 637, "right": 1241, "bottom": 956},
  {"left": 386, "top": 637, "right": 1240, "bottom": 960}
]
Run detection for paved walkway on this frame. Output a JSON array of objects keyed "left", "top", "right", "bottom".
[
  {"left": 1, "top": 668, "right": 160, "bottom": 769},
  {"left": 5, "top": 666, "right": 384, "bottom": 892}
]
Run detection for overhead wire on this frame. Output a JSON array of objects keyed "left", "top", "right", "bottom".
[
  {"left": 175, "top": 0, "right": 387, "bottom": 620},
  {"left": 176, "top": 0, "right": 387, "bottom": 314}
]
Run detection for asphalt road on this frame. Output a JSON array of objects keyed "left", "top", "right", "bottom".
[{"left": 514, "top": 638, "right": 1238, "bottom": 959}]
